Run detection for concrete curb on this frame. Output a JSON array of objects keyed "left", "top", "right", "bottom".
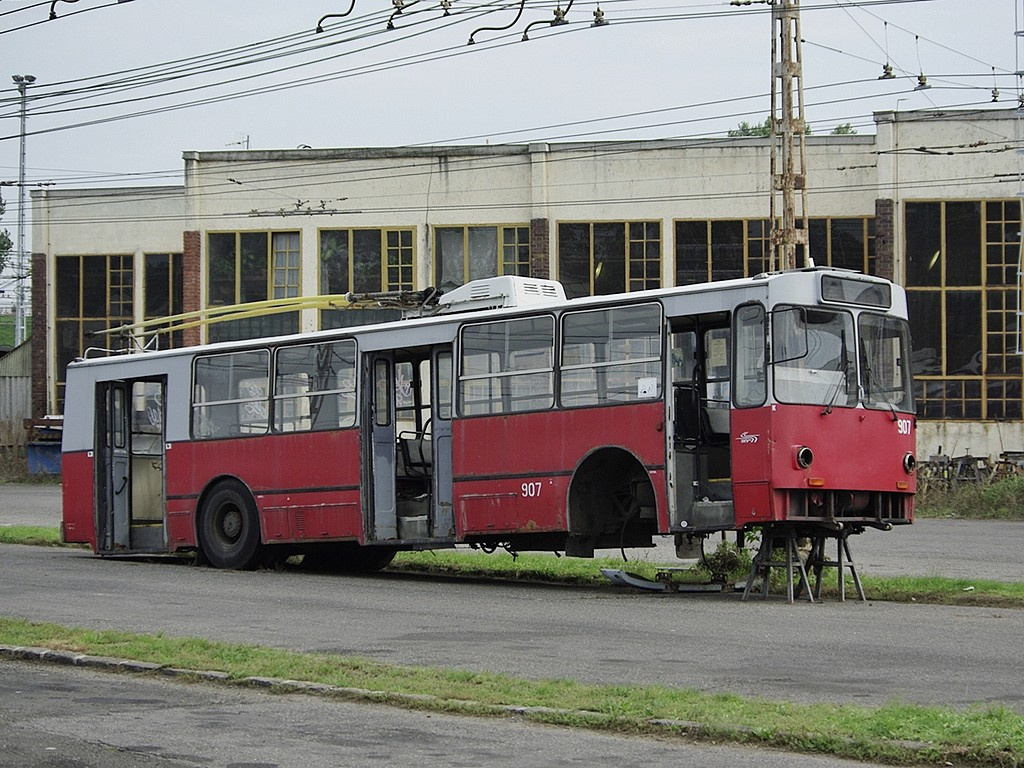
[{"left": 0, "top": 643, "right": 966, "bottom": 765}]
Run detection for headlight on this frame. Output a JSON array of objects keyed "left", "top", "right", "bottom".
[
  {"left": 796, "top": 446, "right": 814, "bottom": 469},
  {"left": 903, "top": 452, "right": 916, "bottom": 474}
]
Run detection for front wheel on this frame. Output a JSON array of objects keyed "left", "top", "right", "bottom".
[{"left": 199, "top": 479, "right": 262, "bottom": 569}]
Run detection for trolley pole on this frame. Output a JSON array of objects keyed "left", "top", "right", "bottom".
[{"left": 12, "top": 74, "right": 35, "bottom": 347}]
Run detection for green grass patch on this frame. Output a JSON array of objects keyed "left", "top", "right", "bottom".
[
  {"left": 0, "top": 525, "right": 63, "bottom": 546},
  {"left": 858, "top": 574, "right": 1024, "bottom": 608},
  {"left": 390, "top": 550, "right": 680, "bottom": 586},
  {"left": 390, "top": 541, "right": 752, "bottom": 587},
  {"left": 0, "top": 615, "right": 1021, "bottom": 767}
]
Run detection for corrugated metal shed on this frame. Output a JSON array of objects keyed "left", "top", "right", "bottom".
[{"left": 0, "top": 341, "right": 31, "bottom": 446}]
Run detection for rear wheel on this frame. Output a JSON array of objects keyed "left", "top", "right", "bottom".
[{"left": 199, "top": 479, "right": 262, "bottom": 569}]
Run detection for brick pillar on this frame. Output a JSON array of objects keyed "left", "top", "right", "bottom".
[
  {"left": 530, "top": 218, "right": 550, "bottom": 279},
  {"left": 30, "top": 251, "right": 48, "bottom": 417},
  {"left": 874, "top": 198, "right": 895, "bottom": 282},
  {"left": 182, "top": 230, "right": 202, "bottom": 346}
]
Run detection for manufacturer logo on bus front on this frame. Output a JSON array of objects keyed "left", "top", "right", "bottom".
[{"left": 737, "top": 432, "right": 759, "bottom": 444}]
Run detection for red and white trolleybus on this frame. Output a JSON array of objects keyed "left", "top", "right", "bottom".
[{"left": 61, "top": 268, "right": 916, "bottom": 575}]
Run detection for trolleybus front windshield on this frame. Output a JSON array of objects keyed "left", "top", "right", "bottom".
[
  {"left": 773, "top": 306, "right": 857, "bottom": 408},
  {"left": 858, "top": 313, "right": 914, "bottom": 413},
  {"left": 770, "top": 306, "right": 913, "bottom": 412}
]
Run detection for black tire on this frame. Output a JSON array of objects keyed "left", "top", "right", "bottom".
[
  {"left": 301, "top": 542, "right": 396, "bottom": 573},
  {"left": 198, "top": 479, "right": 262, "bottom": 569}
]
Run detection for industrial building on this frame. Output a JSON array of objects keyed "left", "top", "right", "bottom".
[{"left": 29, "top": 107, "right": 1023, "bottom": 459}]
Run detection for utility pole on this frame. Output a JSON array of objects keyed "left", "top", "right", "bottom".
[
  {"left": 12, "top": 74, "right": 35, "bottom": 347},
  {"left": 769, "top": 0, "right": 809, "bottom": 271}
]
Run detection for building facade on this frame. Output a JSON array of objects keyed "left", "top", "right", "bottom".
[{"left": 31, "top": 108, "right": 1024, "bottom": 459}]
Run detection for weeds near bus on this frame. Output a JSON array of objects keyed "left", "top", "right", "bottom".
[
  {"left": 696, "top": 540, "right": 752, "bottom": 583},
  {"left": 916, "top": 475, "right": 1024, "bottom": 520},
  {"left": 0, "top": 616, "right": 1021, "bottom": 768},
  {"left": 0, "top": 447, "right": 59, "bottom": 484},
  {"left": 388, "top": 540, "right": 752, "bottom": 588}
]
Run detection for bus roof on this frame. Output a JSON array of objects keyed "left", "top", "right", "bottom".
[{"left": 65, "top": 267, "right": 898, "bottom": 371}]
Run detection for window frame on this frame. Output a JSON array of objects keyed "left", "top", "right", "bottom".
[
  {"left": 457, "top": 315, "right": 556, "bottom": 417},
  {"left": 559, "top": 302, "right": 664, "bottom": 409}
]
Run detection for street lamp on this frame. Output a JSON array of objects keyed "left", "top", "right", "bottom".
[{"left": 12, "top": 74, "right": 35, "bottom": 347}]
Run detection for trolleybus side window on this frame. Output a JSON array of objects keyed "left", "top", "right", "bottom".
[
  {"left": 458, "top": 316, "right": 555, "bottom": 416},
  {"left": 734, "top": 303, "right": 767, "bottom": 408},
  {"left": 560, "top": 303, "right": 662, "bottom": 408},
  {"left": 273, "top": 340, "right": 357, "bottom": 432},
  {"left": 859, "top": 314, "right": 914, "bottom": 413},
  {"left": 671, "top": 329, "right": 697, "bottom": 385},
  {"left": 436, "top": 352, "right": 453, "bottom": 420},
  {"left": 772, "top": 306, "right": 856, "bottom": 408},
  {"left": 192, "top": 350, "right": 270, "bottom": 439}
]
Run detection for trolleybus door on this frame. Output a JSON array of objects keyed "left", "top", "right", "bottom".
[
  {"left": 431, "top": 348, "right": 455, "bottom": 538},
  {"left": 366, "top": 353, "right": 398, "bottom": 540},
  {"left": 97, "top": 381, "right": 130, "bottom": 551},
  {"left": 126, "top": 380, "right": 168, "bottom": 551},
  {"left": 96, "top": 378, "right": 168, "bottom": 554},
  {"left": 670, "top": 318, "right": 734, "bottom": 532}
]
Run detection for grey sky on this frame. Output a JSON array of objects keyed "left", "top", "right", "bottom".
[{"left": 0, "top": 1, "right": 1017, "bottom": 194}]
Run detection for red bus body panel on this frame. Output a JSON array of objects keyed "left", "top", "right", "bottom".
[
  {"left": 63, "top": 429, "right": 365, "bottom": 554},
  {"left": 731, "top": 404, "right": 915, "bottom": 527},
  {"left": 452, "top": 401, "right": 669, "bottom": 537},
  {"left": 165, "top": 429, "right": 365, "bottom": 548},
  {"left": 61, "top": 451, "right": 97, "bottom": 549}
]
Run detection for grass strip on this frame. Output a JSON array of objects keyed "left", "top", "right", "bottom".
[
  {"left": 0, "top": 525, "right": 63, "bottom": 546},
  {"left": 389, "top": 551, "right": 1024, "bottom": 608},
  {"left": 388, "top": 550, "right": 682, "bottom": 585},
  {"left": 1, "top": 615, "right": 1021, "bottom": 767}
]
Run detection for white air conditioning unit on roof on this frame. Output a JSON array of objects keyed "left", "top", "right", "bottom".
[{"left": 436, "top": 276, "right": 566, "bottom": 314}]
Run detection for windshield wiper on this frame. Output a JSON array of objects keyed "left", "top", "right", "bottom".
[
  {"left": 821, "top": 329, "right": 851, "bottom": 416},
  {"left": 862, "top": 362, "right": 900, "bottom": 422}
]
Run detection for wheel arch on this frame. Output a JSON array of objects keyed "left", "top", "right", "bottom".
[{"left": 566, "top": 445, "right": 660, "bottom": 554}]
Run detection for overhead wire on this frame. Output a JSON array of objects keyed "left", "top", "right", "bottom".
[
  {"left": 0, "top": 0, "right": 951, "bottom": 124},
  {"left": 0, "top": 0, "right": 1008, "bottom": 199}
]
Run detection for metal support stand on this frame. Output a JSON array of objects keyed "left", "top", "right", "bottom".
[
  {"left": 804, "top": 530, "right": 866, "bottom": 602},
  {"left": 742, "top": 527, "right": 813, "bottom": 603}
]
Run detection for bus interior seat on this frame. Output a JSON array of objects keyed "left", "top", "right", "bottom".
[
  {"left": 675, "top": 385, "right": 729, "bottom": 446},
  {"left": 398, "top": 431, "right": 433, "bottom": 478}
]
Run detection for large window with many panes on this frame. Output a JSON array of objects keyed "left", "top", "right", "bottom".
[
  {"left": 318, "top": 228, "right": 415, "bottom": 329},
  {"left": 675, "top": 217, "right": 875, "bottom": 285},
  {"left": 54, "top": 254, "right": 134, "bottom": 411},
  {"left": 144, "top": 252, "right": 184, "bottom": 349},
  {"left": 558, "top": 221, "right": 661, "bottom": 299},
  {"left": 433, "top": 225, "right": 530, "bottom": 290},
  {"left": 207, "top": 231, "right": 301, "bottom": 343},
  {"left": 906, "top": 200, "right": 1022, "bottom": 420}
]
